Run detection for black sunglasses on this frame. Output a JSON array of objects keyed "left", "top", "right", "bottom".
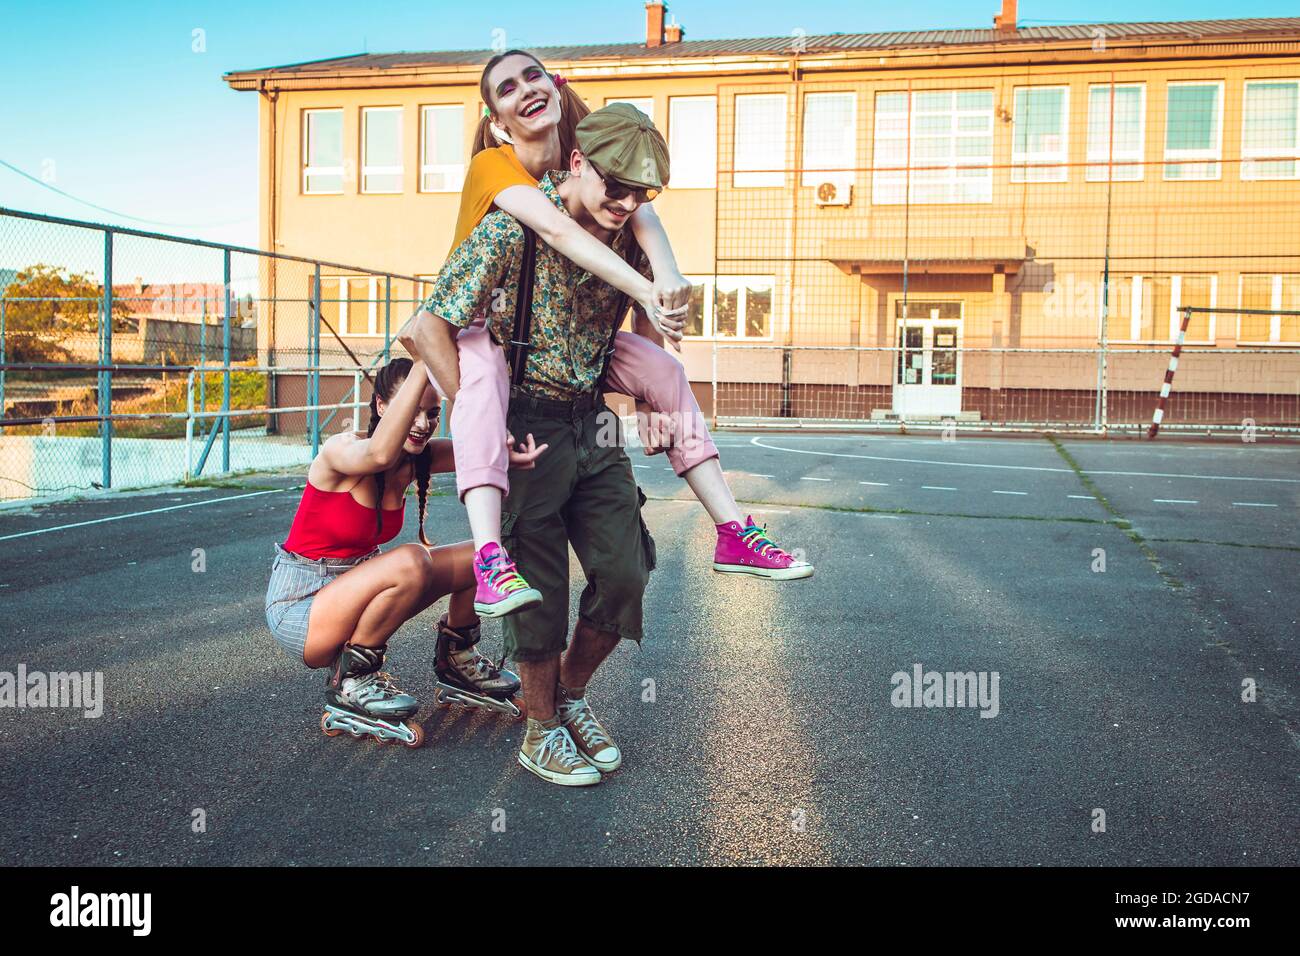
[{"left": 587, "top": 160, "right": 659, "bottom": 203}]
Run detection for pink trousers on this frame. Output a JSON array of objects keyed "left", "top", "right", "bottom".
[{"left": 430, "top": 321, "right": 719, "bottom": 500}]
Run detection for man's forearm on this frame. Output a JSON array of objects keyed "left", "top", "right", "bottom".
[{"left": 400, "top": 309, "right": 462, "bottom": 400}]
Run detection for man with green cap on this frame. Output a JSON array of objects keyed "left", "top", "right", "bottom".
[{"left": 409, "top": 103, "right": 669, "bottom": 786}]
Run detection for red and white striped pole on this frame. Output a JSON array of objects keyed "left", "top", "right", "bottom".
[{"left": 1147, "top": 306, "right": 1193, "bottom": 439}]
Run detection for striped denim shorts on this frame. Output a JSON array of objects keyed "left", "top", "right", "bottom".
[{"left": 265, "top": 543, "right": 379, "bottom": 665}]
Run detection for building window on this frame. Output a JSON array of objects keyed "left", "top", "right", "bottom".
[
  {"left": 1100, "top": 274, "right": 1215, "bottom": 342},
  {"left": 683, "top": 275, "right": 774, "bottom": 339},
  {"left": 416, "top": 274, "right": 439, "bottom": 304},
  {"left": 1239, "top": 274, "right": 1300, "bottom": 343},
  {"left": 1141, "top": 274, "right": 1216, "bottom": 342},
  {"left": 801, "top": 92, "right": 856, "bottom": 187},
  {"left": 1102, "top": 274, "right": 1141, "bottom": 343},
  {"left": 420, "top": 105, "right": 465, "bottom": 192},
  {"left": 1087, "top": 84, "right": 1145, "bottom": 181},
  {"left": 361, "top": 107, "right": 403, "bottom": 194},
  {"left": 1012, "top": 86, "right": 1069, "bottom": 183},
  {"left": 303, "top": 109, "right": 344, "bottom": 194},
  {"left": 669, "top": 96, "right": 716, "bottom": 189},
  {"left": 1164, "top": 82, "right": 1222, "bottom": 180},
  {"left": 872, "top": 89, "right": 994, "bottom": 205},
  {"left": 605, "top": 97, "right": 654, "bottom": 121},
  {"left": 319, "top": 276, "right": 379, "bottom": 336},
  {"left": 1241, "top": 80, "right": 1299, "bottom": 181},
  {"left": 734, "top": 94, "right": 786, "bottom": 188}
]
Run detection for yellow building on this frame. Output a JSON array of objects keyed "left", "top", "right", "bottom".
[{"left": 224, "top": 2, "right": 1300, "bottom": 429}]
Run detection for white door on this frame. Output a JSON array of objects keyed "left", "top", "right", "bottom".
[{"left": 892, "top": 301, "right": 963, "bottom": 417}]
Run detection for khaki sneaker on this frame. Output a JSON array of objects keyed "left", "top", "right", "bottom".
[
  {"left": 518, "top": 717, "right": 602, "bottom": 787},
  {"left": 558, "top": 694, "right": 622, "bottom": 772}
]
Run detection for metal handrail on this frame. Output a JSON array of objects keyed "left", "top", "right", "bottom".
[{"left": 0, "top": 207, "right": 424, "bottom": 282}]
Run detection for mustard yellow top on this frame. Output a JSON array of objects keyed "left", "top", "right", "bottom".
[{"left": 450, "top": 145, "right": 537, "bottom": 252}]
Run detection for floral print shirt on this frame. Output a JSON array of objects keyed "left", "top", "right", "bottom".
[{"left": 421, "top": 172, "right": 649, "bottom": 400}]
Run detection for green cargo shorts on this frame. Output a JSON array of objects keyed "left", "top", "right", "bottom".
[{"left": 500, "top": 389, "right": 657, "bottom": 662}]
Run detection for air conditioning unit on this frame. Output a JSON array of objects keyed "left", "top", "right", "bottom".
[{"left": 812, "top": 175, "right": 853, "bottom": 207}]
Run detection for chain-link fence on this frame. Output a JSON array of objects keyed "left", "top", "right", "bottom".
[
  {"left": 0, "top": 208, "right": 428, "bottom": 503},
  {"left": 704, "top": 70, "right": 1300, "bottom": 434}
]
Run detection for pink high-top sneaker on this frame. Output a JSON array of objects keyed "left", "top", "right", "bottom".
[
  {"left": 473, "top": 542, "right": 543, "bottom": 618},
  {"left": 713, "top": 516, "right": 813, "bottom": 580}
]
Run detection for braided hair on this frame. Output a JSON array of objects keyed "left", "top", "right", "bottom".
[{"left": 365, "top": 357, "right": 435, "bottom": 547}]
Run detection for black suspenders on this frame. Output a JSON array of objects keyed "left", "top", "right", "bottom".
[
  {"left": 506, "top": 224, "right": 640, "bottom": 391},
  {"left": 507, "top": 226, "right": 539, "bottom": 389}
]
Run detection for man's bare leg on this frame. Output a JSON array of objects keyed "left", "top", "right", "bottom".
[
  {"left": 556, "top": 620, "right": 624, "bottom": 773},
  {"left": 517, "top": 656, "right": 561, "bottom": 722},
  {"left": 516, "top": 653, "right": 601, "bottom": 786},
  {"left": 560, "top": 620, "right": 621, "bottom": 696}
]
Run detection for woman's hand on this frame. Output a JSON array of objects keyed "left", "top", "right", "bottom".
[
  {"left": 635, "top": 400, "right": 673, "bottom": 456},
  {"left": 506, "top": 431, "right": 549, "bottom": 470}
]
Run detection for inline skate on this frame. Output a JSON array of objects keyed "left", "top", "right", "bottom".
[
  {"left": 433, "top": 614, "right": 526, "bottom": 720},
  {"left": 321, "top": 642, "right": 424, "bottom": 748}
]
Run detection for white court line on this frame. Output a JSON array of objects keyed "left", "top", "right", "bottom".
[
  {"left": 1067, "top": 495, "right": 1094, "bottom": 500},
  {"left": 1154, "top": 499, "right": 1199, "bottom": 505},
  {"left": 0, "top": 489, "right": 287, "bottom": 542},
  {"left": 859, "top": 481, "right": 889, "bottom": 486},
  {"left": 922, "top": 485, "right": 957, "bottom": 491},
  {"left": 993, "top": 490, "right": 1028, "bottom": 496},
  {"left": 749, "top": 474, "right": 775, "bottom": 479},
  {"left": 1232, "top": 502, "right": 1278, "bottom": 507},
  {"left": 800, "top": 477, "right": 832, "bottom": 482},
  {"left": 748, "top": 436, "right": 1300, "bottom": 484},
  {"left": 632, "top": 465, "right": 649, "bottom": 470}
]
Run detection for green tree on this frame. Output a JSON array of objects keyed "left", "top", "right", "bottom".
[{"left": 2, "top": 264, "right": 130, "bottom": 363}]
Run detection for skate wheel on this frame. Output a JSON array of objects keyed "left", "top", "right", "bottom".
[
  {"left": 320, "top": 712, "right": 342, "bottom": 737},
  {"left": 403, "top": 722, "right": 425, "bottom": 749},
  {"left": 433, "top": 689, "right": 452, "bottom": 708},
  {"left": 511, "top": 697, "right": 527, "bottom": 721}
]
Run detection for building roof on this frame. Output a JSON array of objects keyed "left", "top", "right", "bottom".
[{"left": 225, "top": 17, "right": 1300, "bottom": 80}]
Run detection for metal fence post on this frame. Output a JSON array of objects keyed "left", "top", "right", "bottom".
[
  {"left": 100, "top": 230, "right": 113, "bottom": 489},
  {"left": 310, "top": 264, "right": 321, "bottom": 458},
  {"left": 1095, "top": 271, "right": 1109, "bottom": 434},
  {"left": 222, "top": 249, "right": 232, "bottom": 472},
  {"left": 185, "top": 370, "right": 195, "bottom": 480},
  {"left": 353, "top": 369, "right": 362, "bottom": 433},
  {"left": 0, "top": 298, "right": 6, "bottom": 432},
  {"left": 384, "top": 275, "right": 392, "bottom": 361},
  {"left": 199, "top": 302, "right": 207, "bottom": 420},
  {"left": 710, "top": 341, "right": 719, "bottom": 430}
]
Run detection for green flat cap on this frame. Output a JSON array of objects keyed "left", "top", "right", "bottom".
[{"left": 576, "top": 102, "right": 670, "bottom": 191}]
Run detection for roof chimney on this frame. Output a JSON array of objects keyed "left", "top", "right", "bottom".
[
  {"left": 664, "top": 16, "right": 683, "bottom": 44},
  {"left": 645, "top": 1, "right": 666, "bottom": 48},
  {"left": 993, "top": 0, "right": 1017, "bottom": 33}
]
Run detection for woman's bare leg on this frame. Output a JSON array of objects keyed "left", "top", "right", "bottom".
[
  {"left": 303, "top": 541, "right": 475, "bottom": 668},
  {"left": 464, "top": 485, "right": 505, "bottom": 553}
]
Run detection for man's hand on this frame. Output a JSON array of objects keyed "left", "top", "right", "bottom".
[
  {"left": 634, "top": 298, "right": 687, "bottom": 352},
  {"left": 506, "top": 431, "right": 549, "bottom": 470},
  {"left": 635, "top": 400, "right": 674, "bottom": 457},
  {"left": 653, "top": 270, "right": 692, "bottom": 315}
]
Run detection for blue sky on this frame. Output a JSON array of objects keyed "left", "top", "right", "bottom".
[{"left": 1, "top": 0, "right": 1295, "bottom": 248}]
